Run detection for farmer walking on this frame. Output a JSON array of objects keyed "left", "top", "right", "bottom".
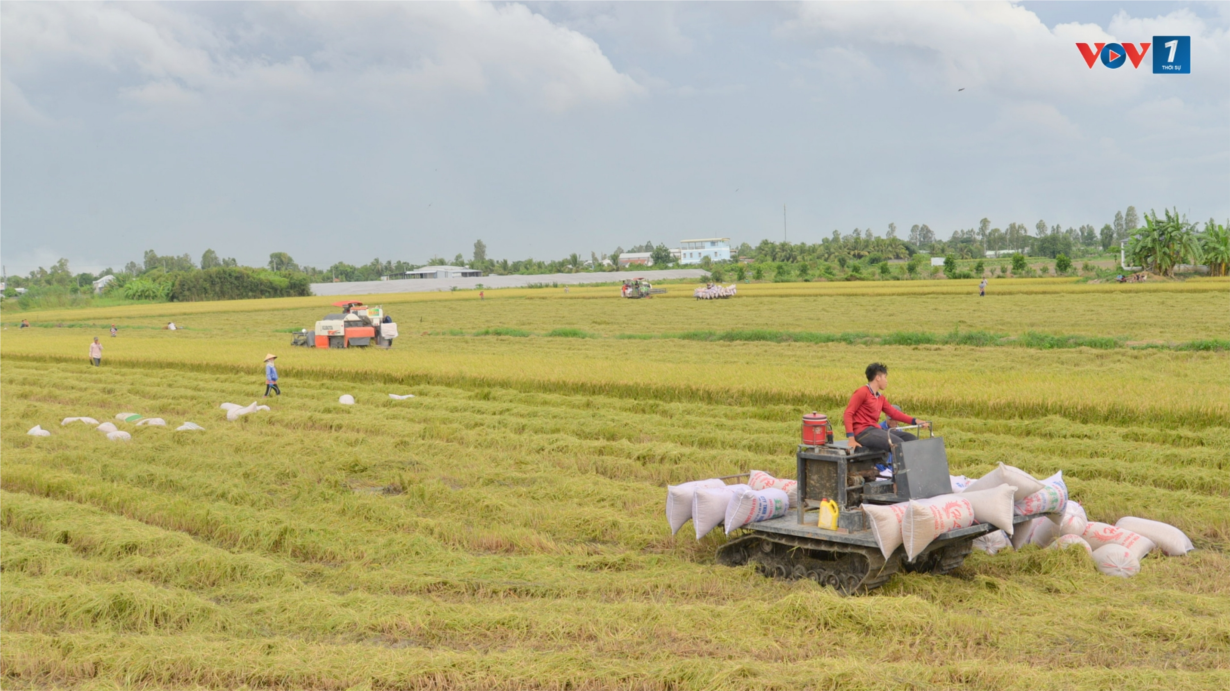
[
  {"left": 89, "top": 337, "right": 103, "bottom": 367},
  {"left": 264, "top": 354, "right": 281, "bottom": 397},
  {"left": 110, "top": 324, "right": 118, "bottom": 337},
  {"left": 979, "top": 277, "right": 987, "bottom": 297}
]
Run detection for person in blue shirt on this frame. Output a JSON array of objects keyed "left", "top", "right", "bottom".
[{"left": 264, "top": 354, "right": 281, "bottom": 397}]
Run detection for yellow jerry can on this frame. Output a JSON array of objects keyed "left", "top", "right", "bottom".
[{"left": 817, "top": 498, "right": 839, "bottom": 530}]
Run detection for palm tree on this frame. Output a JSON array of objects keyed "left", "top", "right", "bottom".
[
  {"left": 1128, "top": 209, "right": 1202, "bottom": 277},
  {"left": 1201, "top": 221, "right": 1230, "bottom": 277}
]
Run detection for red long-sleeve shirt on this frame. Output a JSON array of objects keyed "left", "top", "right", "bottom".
[{"left": 843, "top": 385, "right": 915, "bottom": 437}]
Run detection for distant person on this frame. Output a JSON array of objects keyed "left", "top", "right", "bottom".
[
  {"left": 979, "top": 277, "right": 987, "bottom": 297},
  {"left": 20, "top": 319, "right": 29, "bottom": 329},
  {"left": 844, "top": 363, "right": 929, "bottom": 453},
  {"left": 89, "top": 337, "right": 103, "bottom": 367},
  {"left": 480, "top": 291, "right": 485, "bottom": 300},
  {"left": 165, "top": 321, "right": 177, "bottom": 330},
  {"left": 110, "top": 324, "right": 118, "bottom": 337},
  {"left": 264, "top": 354, "right": 280, "bottom": 397}
]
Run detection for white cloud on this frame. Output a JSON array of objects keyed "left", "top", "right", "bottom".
[
  {"left": 0, "top": 1, "right": 644, "bottom": 120},
  {"left": 779, "top": 1, "right": 1227, "bottom": 103}
]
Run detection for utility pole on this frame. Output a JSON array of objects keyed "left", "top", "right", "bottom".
[{"left": 783, "top": 204, "right": 788, "bottom": 243}]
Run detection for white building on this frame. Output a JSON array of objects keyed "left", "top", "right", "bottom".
[
  {"left": 402, "top": 265, "right": 482, "bottom": 279},
  {"left": 618, "top": 252, "right": 654, "bottom": 267},
  {"left": 678, "top": 238, "right": 731, "bottom": 265},
  {"left": 92, "top": 275, "right": 116, "bottom": 294}
]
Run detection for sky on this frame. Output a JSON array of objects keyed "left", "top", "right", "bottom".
[{"left": 2, "top": 1, "right": 1227, "bottom": 275}]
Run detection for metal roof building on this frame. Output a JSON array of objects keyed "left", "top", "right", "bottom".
[{"left": 402, "top": 265, "right": 482, "bottom": 279}]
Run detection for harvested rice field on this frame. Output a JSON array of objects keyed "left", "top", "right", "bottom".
[{"left": 3, "top": 279, "right": 1229, "bottom": 690}]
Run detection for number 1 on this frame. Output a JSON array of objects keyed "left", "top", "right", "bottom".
[{"left": 1165, "top": 40, "right": 1178, "bottom": 62}]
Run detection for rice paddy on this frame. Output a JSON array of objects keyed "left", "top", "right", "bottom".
[{"left": 2, "top": 279, "right": 1228, "bottom": 690}]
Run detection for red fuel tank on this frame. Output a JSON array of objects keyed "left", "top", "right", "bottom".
[{"left": 801, "top": 412, "right": 829, "bottom": 446}]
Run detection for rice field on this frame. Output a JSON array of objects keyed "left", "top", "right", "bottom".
[{"left": 2, "top": 279, "right": 1228, "bottom": 690}]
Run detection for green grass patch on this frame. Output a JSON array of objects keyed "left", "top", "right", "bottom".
[
  {"left": 473, "top": 327, "right": 533, "bottom": 337},
  {"left": 544, "top": 328, "right": 595, "bottom": 338}
]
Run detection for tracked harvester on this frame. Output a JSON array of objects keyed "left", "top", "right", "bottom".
[
  {"left": 717, "top": 423, "right": 1042, "bottom": 594},
  {"left": 291, "top": 300, "right": 398, "bottom": 349}
]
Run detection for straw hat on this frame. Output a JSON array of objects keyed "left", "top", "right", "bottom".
[{"left": 264, "top": 353, "right": 277, "bottom": 361}]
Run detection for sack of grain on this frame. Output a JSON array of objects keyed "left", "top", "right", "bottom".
[
  {"left": 901, "top": 495, "right": 975, "bottom": 561},
  {"left": 135, "top": 418, "right": 166, "bottom": 426},
  {"left": 176, "top": 422, "right": 205, "bottom": 431},
  {"left": 956, "top": 484, "right": 1017, "bottom": 535},
  {"left": 1014, "top": 472, "right": 1067, "bottom": 517},
  {"left": 1114, "top": 517, "right": 1194, "bottom": 556},
  {"left": 115, "top": 412, "right": 142, "bottom": 422},
  {"left": 949, "top": 475, "right": 973, "bottom": 493},
  {"left": 964, "top": 463, "right": 1043, "bottom": 501},
  {"left": 724, "top": 488, "right": 789, "bottom": 534},
  {"left": 1092, "top": 543, "right": 1140, "bottom": 577},
  {"left": 226, "top": 402, "right": 258, "bottom": 421},
  {"left": 1050, "top": 534, "right": 1093, "bottom": 556},
  {"left": 972, "top": 530, "right": 1012, "bottom": 555},
  {"left": 692, "top": 484, "right": 749, "bottom": 539},
  {"left": 666, "top": 479, "right": 726, "bottom": 535},
  {"left": 748, "top": 470, "right": 798, "bottom": 507},
  {"left": 96, "top": 422, "right": 119, "bottom": 434},
  {"left": 1011, "top": 516, "right": 1058, "bottom": 549},
  {"left": 1056, "top": 501, "right": 1088, "bottom": 536},
  {"left": 863, "top": 502, "right": 909, "bottom": 560},
  {"left": 106, "top": 430, "right": 132, "bottom": 441},
  {"left": 1081, "top": 522, "right": 1155, "bottom": 561},
  {"left": 27, "top": 425, "right": 51, "bottom": 437},
  {"left": 61, "top": 417, "right": 99, "bottom": 425},
  {"left": 220, "top": 402, "right": 242, "bottom": 411},
  {"left": 389, "top": 394, "right": 415, "bottom": 400},
  {"left": 339, "top": 394, "right": 355, "bottom": 405}
]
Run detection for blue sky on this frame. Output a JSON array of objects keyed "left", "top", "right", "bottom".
[{"left": 2, "top": 1, "right": 1227, "bottom": 274}]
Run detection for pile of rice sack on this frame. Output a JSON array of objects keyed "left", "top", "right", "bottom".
[
  {"left": 693, "top": 284, "right": 737, "bottom": 299},
  {"left": 951, "top": 463, "right": 1194, "bottom": 577},
  {"left": 667, "top": 464, "right": 1194, "bottom": 580},
  {"left": 666, "top": 471, "right": 796, "bottom": 539}
]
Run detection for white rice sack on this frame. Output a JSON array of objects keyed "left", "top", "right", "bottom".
[
  {"left": 389, "top": 394, "right": 415, "bottom": 400},
  {"left": 27, "top": 425, "right": 51, "bottom": 437},
  {"left": 901, "top": 496, "right": 975, "bottom": 561},
  {"left": 972, "top": 530, "right": 1012, "bottom": 555},
  {"left": 135, "top": 418, "right": 166, "bottom": 427},
  {"left": 1082, "top": 522, "right": 1155, "bottom": 561},
  {"left": 115, "top": 412, "right": 142, "bottom": 422},
  {"left": 220, "top": 402, "right": 242, "bottom": 412},
  {"left": 724, "top": 488, "right": 789, "bottom": 534},
  {"left": 748, "top": 470, "right": 799, "bottom": 507},
  {"left": 96, "top": 422, "right": 119, "bottom": 434},
  {"left": 957, "top": 484, "right": 1017, "bottom": 536},
  {"left": 106, "top": 430, "right": 132, "bottom": 441},
  {"left": 665, "top": 479, "right": 725, "bottom": 535},
  {"left": 1059, "top": 512, "right": 1088, "bottom": 537},
  {"left": 964, "top": 463, "right": 1043, "bottom": 501},
  {"left": 1064, "top": 500, "right": 1088, "bottom": 523},
  {"left": 863, "top": 502, "right": 909, "bottom": 560},
  {"left": 1050, "top": 534, "right": 1093, "bottom": 556},
  {"left": 61, "top": 417, "right": 100, "bottom": 426},
  {"left": 339, "top": 394, "right": 355, "bottom": 405},
  {"left": 949, "top": 475, "right": 973, "bottom": 493},
  {"left": 226, "top": 402, "right": 258, "bottom": 421},
  {"left": 176, "top": 422, "right": 205, "bottom": 431},
  {"left": 1092, "top": 543, "right": 1140, "bottom": 578},
  {"left": 1014, "top": 472, "right": 1068, "bottom": 517},
  {"left": 692, "top": 484, "right": 748, "bottom": 539},
  {"left": 1114, "top": 517, "right": 1194, "bottom": 556},
  {"left": 1012, "top": 516, "right": 1058, "bottom": 549}
]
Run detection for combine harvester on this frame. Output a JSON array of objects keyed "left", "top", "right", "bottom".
[
  {"left": 621, "top": 278, "right": 665, "bottom": 299},
  {"left": 291, "top": 301, "right": 398, "bottom": 349},
  {"left": 715, "top": 419, "right": 1052, "bottom": 594}
]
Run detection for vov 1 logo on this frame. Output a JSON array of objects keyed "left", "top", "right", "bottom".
[{"left": 1076, "top": 36, "right": 1190, "bottom": 74}]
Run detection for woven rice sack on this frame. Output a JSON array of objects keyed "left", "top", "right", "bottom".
[
  {"left": 666, "top": 479, "right": 726, "bottom": 535},
  {"left": 1114, "top": 517, "right": 1194, "bottom": 556}
]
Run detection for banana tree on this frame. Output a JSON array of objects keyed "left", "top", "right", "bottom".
[
  {"left": 1201, "top": 221, "right": 1230, "bottom": 277},
  {"left": 1128, "top": 209, "right": 1202, "bottom": 277}
]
